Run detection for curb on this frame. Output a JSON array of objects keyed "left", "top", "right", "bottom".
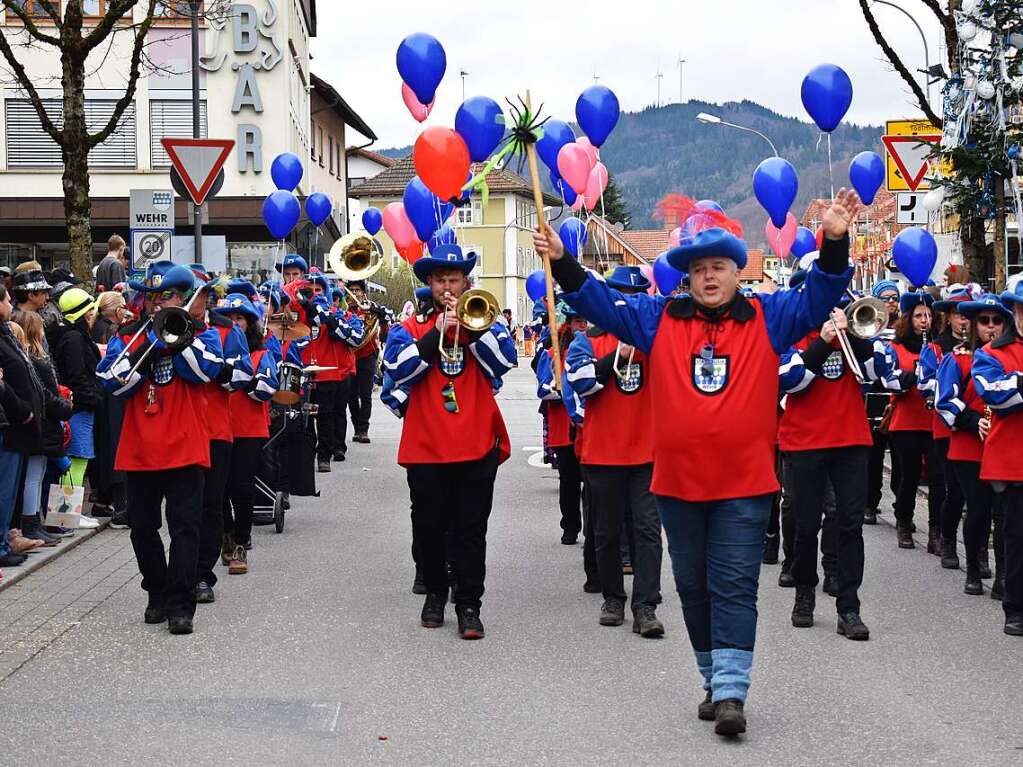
[{"left": 0, "top": 519, "right": 111, "bottom": 593}]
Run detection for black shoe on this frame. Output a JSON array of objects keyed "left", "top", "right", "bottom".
[
  {"left": 940, "top": 540, "right": 960, "bottom": 570},
  {"left": 698, "top": 690, "right": 716, "bottom": 721},
  {"left": 455, "top": 605, "right": 485, "bottom": 639},
  {"left": 897, "top": 527, "right": 915, "bottom": 549},
  {"left": 979, "top": 558, "right": 993, "bottom": 580},
  {"left": 168, "top": 616, "right": 193, "bottom": 635},
  {"left": 317, "top": 458, "right": 331, "bottom": 473},
  {"left": 354, "top": 433, "right": 370, "bottom": 444},
  {"left": 791, "top": 586, "right": 815, "bottom": 628},
  {"left": 778, "top": 562, "right": 796, "bottom": 588},
  {"left": 837, "top": 611, "right": 870, "bottom": 640},
  {"left": 632, "top": 605, "right": 665, "bottom": 638},
  {"left": 0, "top": 552, "right": 28, "bottom": 567},
  {"left": 420, "top": 594, "right": 446, "bottom": 628},
  {"left": 863, "top": 508, "right": 877, "bottom": 525},
  {"left": 1004, "top": 614, "right": 1023, "bottom": 636},
  {"left": 599, "top": 598, "right": 625, "bottom": 627},
  {"left": 822, "top": 572, "right": 839, "bottom": 597},
  {"left": 991, "top": 576, "right": 1005, "bottom": 601},
  {"left": 964, "top": 573, "right": 984, "bottom": 595},
  {"left": 195, "top": 581, "right": 215, "bottom": 604},
  {"left": 927, "top": 527, "right": 941, "bottom": 555},
  {"left": 412, "top": 571, "right": 427, "bottom": 595},
  {"left": 144, "top": 605, "right": 166, "bottom": 624},
  {"left": 714, "top": 699, "right": 746, "bottom": 736},
  {"left": 108, "top": 511, "right": 130, "bottom": 529},
  {"left": 333, "top": 451, "right": 346, "bottom": 462},
  {"left": 762, "top": 533, "right": 779, "bottom": 565},
  {"left": 583, "top": 579, "right": 602, "bottom": 594},
  {"left": 89, "top": 504, "right": 114, "bottom": 518},
  {"left": 560, "top": 532, "right": 578, "bottom": 545}
]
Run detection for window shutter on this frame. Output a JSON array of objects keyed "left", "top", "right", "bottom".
[
  {"left": 86, "top": 100, "right": 136, "bottom": 168},
  {"left": 150, "top": 100, "right": 208, "bottom": 167},
  {"left": 5, "top": 99, "right": 63, "bottom": 168}
]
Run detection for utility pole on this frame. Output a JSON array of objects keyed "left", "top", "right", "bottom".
[
  {"left": 678, "top": 58, "right": 686, "bottom": 103},
  {"left": 655, "top": 70, "right": 663, "bottom": 107},
  {"left": 190, "top": 0, "right": 203, "bottom": 265}
]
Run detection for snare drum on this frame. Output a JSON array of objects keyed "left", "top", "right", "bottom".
[{"left": 273, "top": 362, "right": 303, "bottom": 405}]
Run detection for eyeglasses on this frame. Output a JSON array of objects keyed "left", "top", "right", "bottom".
[
  {"left": 155, "top": 290, "right": 182, "bottom": 301},
  {"left": 441, "top": 381, "right": 459, "bottom": 414},
  {"left": 880, "top": 295, "right": 899, "bottom": 303},
  {"left": 976, "top": 314, "right": 1005, "bottom": 327}
]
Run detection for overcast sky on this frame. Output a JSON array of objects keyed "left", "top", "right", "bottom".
[{"left": 311, "top": 0, "right": 943, "bottom": 148}]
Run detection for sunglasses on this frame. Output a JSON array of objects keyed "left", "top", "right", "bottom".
[
  {"left": 976, "top": 314, "right": 1005, "bottom": 327},
  {"left": 155, "top": 289, "right": 183, "bottom": 301},
  {"left": 880, "top": 295, "right": 899, "bottom": 303},
  {"left": 441, "top": 381, "right": 459, "bottom": 414}
]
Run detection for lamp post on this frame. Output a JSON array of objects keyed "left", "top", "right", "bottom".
[
  {"left": 696, "top": 112, "right": 779, "bottom": 157},
  {"left": 678, "top": 57, "right": 686, "bottom": 103},
  {"left": 190, "top": 0, "right": 202, "bottom": 265}
]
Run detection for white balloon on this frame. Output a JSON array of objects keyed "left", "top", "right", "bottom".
[
  {"left": 923, "top": 188, "right": 945, "bottom": 212},
  {"left": 976, "top": 80, "right": 996, "bottom": 99},
  {"left": 958, "top": 20, "right": 978, "bottom": 42}
]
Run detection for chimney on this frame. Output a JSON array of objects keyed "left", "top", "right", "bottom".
[{"left": 662, "top": 209, "right": 679, "bottom": 230}]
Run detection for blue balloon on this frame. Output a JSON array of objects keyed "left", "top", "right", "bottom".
[
  {"left": 305, "top": 192, "right": 332, "bottom": 227},
  {"left": 695, "top": 199, "right": 723, "bottom": 214},
  {"left": 429, "top": 224, "right": 457, "bottom": 254},
  {"left": 753, "top": 157, "right": 799, "bottom": 228},
  {"left": 270, "top": 153, "right": 303, "bottom": 192},
  {"left": 403, "top": 176, "right": 451, "bottom": 243},
  {"left": 362, "top": 207, "right": 382, "bottom": 236},
  {"left": 396, "top": 33, "right": 446, "bottom": 105},
  {"left": 575, "top": 85, "right": 620, "bottom": 148},
  {"left": 455, "top": 96, "right": 505, "bottom": 162},
  {"left": 537, "top": 119, "right": 576, "bottom": 171},
  {"left": 262, "top": 191, "right": 301, "bottom": 240},
  {"left": 550, "top": 170, "right": 577, "bottom": 206},
  {"left": 653, "top": 253, "right": 683, "bottom": 295},
  {"left": 791, "top": 226, "right": 817, "bottom": 259},
  {"left": 892, "top": 227, "right": 938, "bottom": 287},
  {"left": 559, "top": 218, "right": 588, "bottom": 259},
  {"left": 848, "top": 151, "right": 885, "bottom": 205},
  {"left": 526, "top": 270, "right": 547, "bottom": 302},
  {"left": 801, "top": 63, "right": 853, "bottom": 133}
]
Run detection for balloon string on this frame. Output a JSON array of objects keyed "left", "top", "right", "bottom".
[{"left": 827, "top": 133, "right": 835, "bottom": 200}]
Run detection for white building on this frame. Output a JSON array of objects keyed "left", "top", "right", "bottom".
[{"left": 0, "top": 0, "right": 375, "bottom": 275}]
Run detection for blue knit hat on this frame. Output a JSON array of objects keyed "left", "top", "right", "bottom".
[{"left": 871, "top": 279, "right": 901, "bottom": 299}]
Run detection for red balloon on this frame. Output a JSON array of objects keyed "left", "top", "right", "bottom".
[
  {"left": 398, "top": 240, "right": 424, "bottom": 265},
  {"left": 413, "top": 126, "right": 471, "bottom": 202}
]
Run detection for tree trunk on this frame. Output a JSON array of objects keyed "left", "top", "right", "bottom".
[
  {"left": 993, "top": 180, "right": 1007, "bottom": 292},
  {"left": 61, "top": 47, "right": 94, "bottom": 285},
  {"left": 962, "top": 216, "right": 989, "bottom": 289}
]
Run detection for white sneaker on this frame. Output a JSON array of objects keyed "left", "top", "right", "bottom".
[{"left": 78, "top": 516, "right": 100, "bottom": 529}]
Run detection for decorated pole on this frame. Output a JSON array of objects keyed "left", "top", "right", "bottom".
[{"left": 523, "top": 91, "right": 562, "bottom": 391}]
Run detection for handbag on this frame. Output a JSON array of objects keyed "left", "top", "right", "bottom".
[{"left": 45, "top": 474, "right": 85, "bottom": 529}]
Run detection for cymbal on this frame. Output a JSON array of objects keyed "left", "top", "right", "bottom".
[
  {"left": 268, "top": 317, "right": 310, "bottom": 341},
  {"left": 302, "top": 365, "right": 337, "bottom": 373}
]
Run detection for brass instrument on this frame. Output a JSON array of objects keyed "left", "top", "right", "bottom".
[
  {"left": 834, "top": 294, "right": 888, "bottom": 385},
  {"left": 439, "top": 288, "right": 500, "bottom": 361},
  {"left": 327, "top": 231, "right": 386, "bottom": 338},
  {"left": 112, "top": 292, "right": 202, "bottom": 385}
]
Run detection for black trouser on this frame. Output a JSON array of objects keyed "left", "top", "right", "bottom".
[
  {"left": 224, "top": 437, "right": 264, "bottom": 546},
  {"left": 347, "top": 353, "right": 377, "bottom": 436},
  {"left": 126, "top": 466, "right": 204, "bottom": 619},
  {"left": 785, "top": 446, "right": 867, "bottom": 614},
  {"left": 553, "top": 445, "right": 582, "bottom": 537},
  {"left": 998, "top": 484, "right": 1023, "bottom": 618},
  {"left": 581, "top": 477, "right": 598, "bottom": 584},
  {"left": 951, "top": 460, "right": 993, "bottom": 576},
  {"left": 936, "top": 438, "right": 965, "bottom": 542},
  {"left": 313, "top": 378, "right": 351, "bottom": 460},
  {"left": 888, "top": 430, "right": 944, "bottom": 530},
  {"left": 868, "top": 430, "right": 900, "bottom": 511},
  {"left": 582, "top": 463, "right": 662, "bottom": 609},
  {"left": 780, "top": 458, "right": 836, "bottom": 574},
  {"left": 199, "top": 439, "right": 232, "bottom": 586},
  {"left": 406, "top": 450, "right": 500, "bottom": 609}
]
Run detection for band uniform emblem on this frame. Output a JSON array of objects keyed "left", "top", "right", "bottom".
[
  {"left": 439, "top": 346, "right": 466, "bottom": 377},
  {"left": 692, "top": 354, "right": 729, "bottom": 395},
  {"left": 153, "top": 356, "right": 174, "bottom": 386},
  {"left": 821, "top": 350, "right": 844, "bottom": 380},
  {"left": 615, "top": 361, "right": 643, "bottom": 394}
]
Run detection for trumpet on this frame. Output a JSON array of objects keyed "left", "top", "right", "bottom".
[
  {"left": 112, "top": 290, "right": 202, "bottom": 385},
  {"left": 833, "top": 293, "right": 888, "bottom": 384},
  {"left": 438, "top": 288, "right": 500, "bottom": 362}
]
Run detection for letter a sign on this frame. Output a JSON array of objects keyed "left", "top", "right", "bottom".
[{"left": 161, "top": 138, "right": 235, "bottom": 206}]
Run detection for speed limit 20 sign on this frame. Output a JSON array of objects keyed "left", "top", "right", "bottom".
[{"left": 130, "top": 229, "right": 172, "bottom": 269}]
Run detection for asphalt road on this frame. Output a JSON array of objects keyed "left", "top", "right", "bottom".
[{"left": 1, "top": 367, "right": 1021, "bottom": 766}]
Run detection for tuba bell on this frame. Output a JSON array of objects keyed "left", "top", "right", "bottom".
[
  {"left": 327, "top": 232, "right": 383, "bottom": 282},
  {"left": 455, "top": 288, "right": 500, "bottom": 332},
  {"left": 844, "top": 296, "right": 888, "bottom": 340}
]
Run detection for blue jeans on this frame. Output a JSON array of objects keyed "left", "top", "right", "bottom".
[
  {"left": 657, "top": 493, "right": 772, "bottom": 704},
  {"left": 0, "top": 438, "right": 26, "bottom": 558},
  {"left": 21, "top": 454, "right": 46, "bottom": 519}
]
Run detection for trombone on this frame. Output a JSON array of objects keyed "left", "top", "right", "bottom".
[
  {"left": 438, "top": 288, "right": 500, "bottom": 362},
  {"left": 112, "top": 289, "right": 203, "bottom": 385},
  {"left": 833, "top": 291, "right": 888, "bottom": 384}
]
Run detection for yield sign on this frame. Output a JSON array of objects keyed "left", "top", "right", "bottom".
[
  {"left": 161, "top": 138, "right": 235, "bottom": 206},
  {"left": 881, "top": 131, "right": 939, "bottom": 192}
]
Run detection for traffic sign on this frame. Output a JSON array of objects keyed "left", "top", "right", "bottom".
[
  {"left": 896, "top": 192, "right": 928, "bottom": 225},
  {"left": 160, "top": 138, "right": 234, "bottom": 206},
  {"left": 130, "top": 229, "right": 172, "bottom": 269},
  {"left": 882, "top": 119, "right": 947, "bottom": 192},
  {"left": 129, "top": 189, "right": 174, "bottom": 229}
]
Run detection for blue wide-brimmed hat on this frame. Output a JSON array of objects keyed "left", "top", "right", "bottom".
[
  {"left": 212, "top": 293, "right": 260, "bottom": 322},
  {"left": 1001, "top": 278, "right": 1023, "bottom": 308},
  {"left": 605, "top": 265, "right": 650, "bottom": 291},
  {"left": 129, "top": 262, "right": 196, "bottom": 294},
  {"left": 960, "top": 293, "right": 1012, "bottom": 321},
  {"left": 665, "top": 228, "right": 748, "bottom": 273},
  {"left": 933, "top": 285, "right": 973, "bottom": 313},
  {"left": 871, "top": 279, "right": 901, "bottom": 299},
  {"left": 128, "top": 260, "right": 177, "bottom": 292},
  {"left": 900, "top": 292, "right": 934, "bottom": 313},
  {"left": 415, "top": 286, "right": 432, "bottom": 301},
  {"left": 413, "top": 243, "right": 477, "bottom": 284},
  {"left": 276, "top": 253, "right": 308, "bottom": 274},
  {"left": 227, "top": 278, "right": 257, "bottom": 298}
]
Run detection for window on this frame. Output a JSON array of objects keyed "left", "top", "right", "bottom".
[
  {"left": 310, "top": 121, "right": 316, "bottom": 158},
  {"left": 328, "top": 136, "right": 334, "bottom": 174},
  {"left": 5, "top": 98, "right": 137, "bottom": 168},
  {"left": 150, "top": 99, "right": 208, "bottom": 167},
  {"left": 318, "top": 127, "right": 324, "bottom": 166},
  {"left": 456, "top": 199, "right": 483, "bottom": 226},
  {"left": 154, "top": 0, "right": 200, "bottom": 16},
  {"left": 6, "top": 1, "right": 61, "bottom": 19}
]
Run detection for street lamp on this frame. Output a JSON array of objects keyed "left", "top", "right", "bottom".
[{"left": 696, "top": 112, "right": 779, "bottom": 157}]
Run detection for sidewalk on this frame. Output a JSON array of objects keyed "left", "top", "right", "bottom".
[{"left": 0, "top": 519, "right": 111, "bottom": 593}]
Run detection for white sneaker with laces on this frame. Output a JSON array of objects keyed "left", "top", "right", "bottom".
[{"left": 77, "top": 516, "right": 101, "bottom": 529}]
